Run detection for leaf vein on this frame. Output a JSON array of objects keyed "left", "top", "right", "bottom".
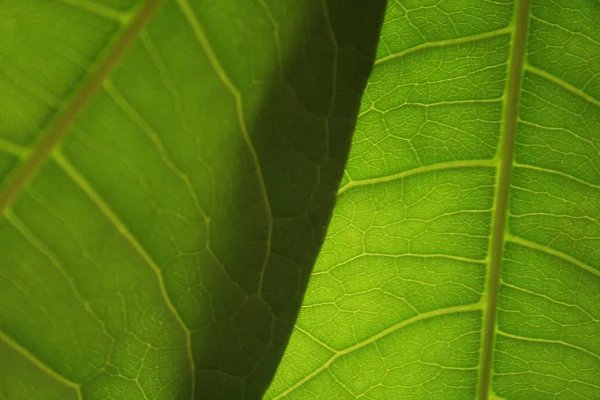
[
  {"left": 375, "top": 27, "right": 512, "bottom": 67},
  {"left": 175, "top": 0, "right": 273, "bottom": 296},
  {"left": 525, "top": 64, "right": 600, "bottom": 109},
  {"left": 0, "top": 0, "right": 165, "bottom": 220},
  {"left": 51, "top": 151, "right": 196, "bottom": 396},
  {"left": 478, "top": 1, "right": 531, "bottom": 398},
  {"left": 0, "top": 329, "right": 82, "bottom": 397},
  {"left": 276, "top": 303, "right": 482, "bottom": 399},
  {"left": 506, "top": 235, "right": 600, "bottom": 279},
  {"left": 339, "top": 159, "right": 497, "bottom": 195}
]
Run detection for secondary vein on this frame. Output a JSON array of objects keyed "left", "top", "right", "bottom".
[
  {"left": 176, "top": 0, "right": 274, "bottom": 296},
  {"left": 0, "top": 328, "right": 82, "bottom": 395},
  {"left": 478, "top": 1, "right": 531, "bottom": 399},
  {"left": 274, "top": 303, "right": 482, "bottom": 400},
  {"left": 0, "top": 0, "right": 164, "bottom": 218}
]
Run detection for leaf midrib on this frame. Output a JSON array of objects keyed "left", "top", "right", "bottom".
[
  {"left": 0, "top": 0, "right": 164, "bottom": 216},
  {"left": 478, "top": 0, "right": 531, "bottom": 399},
  {"left": 0, "top": 1, "right": 203, "bottom": 397}
]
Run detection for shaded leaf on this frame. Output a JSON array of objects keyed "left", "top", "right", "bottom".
[{"left": 0, "top": 0, "right": 386, "bottom": 398}]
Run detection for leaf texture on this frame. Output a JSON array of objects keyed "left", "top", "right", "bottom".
[
  {"left": 267, "top": 0, "right": 600, "bottom": 399},
  {"left": 0, "top": 0, "right": 386, "bottom": 398}
]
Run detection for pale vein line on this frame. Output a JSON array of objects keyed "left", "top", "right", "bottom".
[
  {"left": 294, "top": 325, "right": 337, "bottom": 353},
  {"left": 175, "top": 0, "right": 273, "bottom": 296},
  {"left": 501, "top": 281, "right": 598, "bottom": 323},
  {"left": 5, "top": 209, "right": 117, "bottom": 346},
  {"left": 61, "top": 0, "right": 131, "bottom": 23},
  {"left": 360, "top": 98, "right": 504, "bottom": 118},
  {"left": 0, "top": 138, "right": 29, "bottom": 158},
  {"left": 517, "top": 119, "right": 594, "bottom": 144},
  {"left": 256, "top": 0, "right": 283, "bottom": 81},
  {"left": 328, "top": 371, "right": 355, "bottom": 397},
  {"left": 398, "top": 97, "right": 504, "bottom": 108},
  {"left": 0, "top": 329, "right": 82, "bottom": 398},
  {"left": 499, "top": 331, "right": 600, "bottom": 362},
  {"left": 478, "top": 1, "right": 530, "bottom": 399},
  {"left": 0, "top": 0, "right": 165, "bottom": 218},
  {"left": 514, "top": 163, "right": 600, "bottom": 190},
  {"left": 139, "top": 32, "right": 228, "bottom": 268},
  {"left": 529, "top": 14, "right": 600, "bottom": 47},
  {"left": 51, "top": 151, "right": 196, "bottom": 397},
  {"left": 510, "top": 212, "right": 596, "bottom": 223},
  {"left": 102, "top": 79, "right": 209, "bottom": 222},
  {"left": 506, "top": 235, "right": 600, "bottom": 279},
  {"left": 368, "top": 252, "right": 487, "bottom": 264},
  {"left": 525, "top": 64, "right": 600, "bottom": 108},
  {"left": 273, "top": 303, "right": 482, "bottom": 399},
  {"left": 338, "top": 159, "right": 497, "bottom": 195},
  {"left": 0, "top": 56, "right": 63, "bottom": 108},
  {"left": 103, "top": 77, "right": 246, "bottom": 293},
  {"left": 494, "top": 370, "right": 600, "bottom": 390},
  {"left": 139, "top": 31, "right": 211, "bottom": 179},
  {"left": 375, "top": 27, "right": 512, "bottom": 66},
  {"left": 313, "top": 252, "right": 487, "bottom": 276}
]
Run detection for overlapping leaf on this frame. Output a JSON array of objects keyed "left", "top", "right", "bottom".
[{"left": 0, "top": 0, "right": 385, "bottom": 398}]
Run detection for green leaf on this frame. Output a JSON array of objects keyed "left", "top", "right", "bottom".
[
  {"left": 267, "top": 0, "right": 600, "bottom": 399},
  {"left": 0, "top": 0, "right": 385, "bottom": 398}
]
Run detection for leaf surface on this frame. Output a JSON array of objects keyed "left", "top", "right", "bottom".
[
  {"left": 0, "top": 0, "right": 386, "bottom": 398},
  {"left": 267, "top": 0, "right": 600, "bottom": 398}
]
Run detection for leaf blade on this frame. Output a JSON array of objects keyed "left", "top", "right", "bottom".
[
  {"left": 0, "top": 0, "right": 386, "bottom": 398},
  {"left": 268, "top": 0, "right": 600, "bottom": 398}
]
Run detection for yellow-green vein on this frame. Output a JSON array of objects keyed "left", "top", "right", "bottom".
[{"left": 478, "top": 1, "right": 531, "bottom": 399}]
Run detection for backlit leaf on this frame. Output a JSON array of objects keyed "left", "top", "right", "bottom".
[{"left": 267, "top": 0, "right": 600, "bottom": 399}]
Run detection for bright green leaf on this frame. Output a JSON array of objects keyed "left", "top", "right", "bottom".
[
  {"left": 267, "top": 0, "right": 600, "bottom": 399},
  {"left": 0, "top": 0, "right": 386, "bottom": 398}
]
